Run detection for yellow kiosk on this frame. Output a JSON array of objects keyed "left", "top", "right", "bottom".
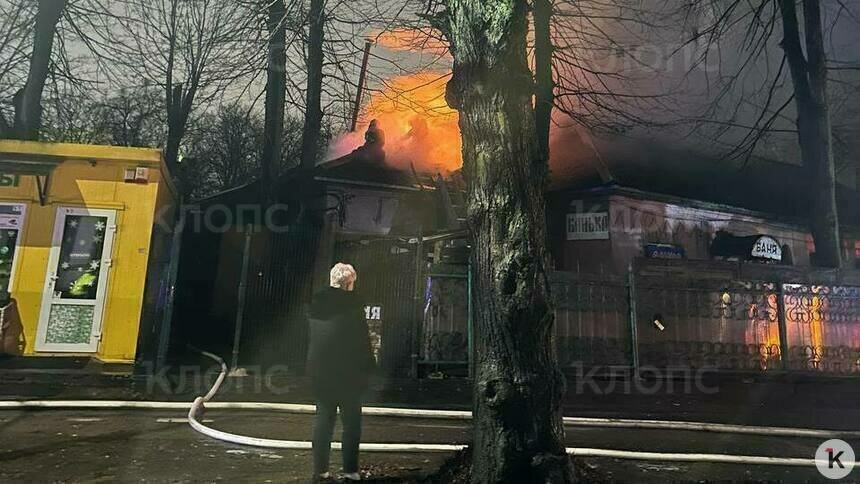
[{"left": 0, "top": 140, "right": 177, "bottom": 364}]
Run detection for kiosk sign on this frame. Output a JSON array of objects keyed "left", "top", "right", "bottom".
[
  {"left": 751, "top": 236, "right": 782, "bottom": 261},
  {"left": 0, "top": 174, "right": 20, "bottom": 187}
]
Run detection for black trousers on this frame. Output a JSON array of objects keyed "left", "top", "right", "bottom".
[{"left": 312, "top": 395, "right": 362, "bottom": 474}]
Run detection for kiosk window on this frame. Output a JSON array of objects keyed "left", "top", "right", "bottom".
[{"left": 0, "top": 203, "right": 26, "bottom": 295}]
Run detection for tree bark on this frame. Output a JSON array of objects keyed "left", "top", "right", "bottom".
[
  {"left": 441, "top": 1, "right": 573, "bottom": 482},
  {"left": 299, "top": 0, "right": 325, "bottom": 171},
  {"left": 165, "top": 83, "right": 189, "bottom": 173},
  {"left": 534, "top": 0, "right": 554, "bottom": 158},
  {"left": 778, "top": 0, "right": 842, "bottom": 268},
  {"left": 11, "top": 0, "right": 66, "bottom": 140},
  {"left": 261, "top": 0, "right": 287, "bottom": 203}
]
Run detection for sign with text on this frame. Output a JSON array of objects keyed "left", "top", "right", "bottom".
[
  {"left": 364, "top": 305, "right": 382, "bottom": 363},
  {"left": 644, "top": 243, "right": 685, "bottom": 259},
  {"left": 364, "top": 305, "right": 382, "bottom": 320},
  {"left": 751, "top": 236, "right": 782, "bottom": 261},
  {"left": 0, "top": 174, "right": 20, "bottom": 187},
  {"left": 0, "top": 203, "right": 24, "bottom": 230},
  {"left": 567, "top": 212, "right": 609, "bottom": 240}
]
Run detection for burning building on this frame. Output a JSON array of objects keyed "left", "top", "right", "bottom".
[
  {"left": 170, "top": 30, "right": 860, "bottom": 377},
  {"left": 171, "top": 117, "right": 469, "bottom": 377}
]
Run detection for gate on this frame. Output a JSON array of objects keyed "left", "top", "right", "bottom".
[
  {"left": 334, "top": 237, "right": 419, "bottom": 377},
  {"left": 238, "top": 223, "right": 322, "bottom": 369}
]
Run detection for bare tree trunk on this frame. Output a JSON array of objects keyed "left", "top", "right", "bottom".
[
  {"left": 299, "top": 0, "right": 324, "bottom": 171},
  {"left": 441, "top": 1, "right": 573, "bottom": 482},
  {"left": 261, "top": 0, "right": 287, "bottom": 202},
  {"left": 778, "top": 0, "right": 842, "bottom": 267},
  {"left": 10, "top": 0, "right": 66, "bottom": 140},
  {"left": 0, "top": 114, "right": 10, "bottom": 139},
  {"left": 534, "top": 0, "right": 553, "bottom": 157},
  {"left": 165, "top": 83, "right": 188, "bottom": 172},
  {"left": 162, "top": 1, "right": 183, "bottom": 173}
]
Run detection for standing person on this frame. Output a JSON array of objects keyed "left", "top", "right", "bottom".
[{"left": 307, "top": 263, "right": 375, "bottom": 481}]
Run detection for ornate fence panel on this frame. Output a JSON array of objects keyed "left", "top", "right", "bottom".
[
  {"left": 634, "top": 279, "right": 783, "bottom": 371},
  {"left": 550, "top": 272, "right": 632, "bottom": 368},
  {"left": 408, "top": 256, "right": 860, "bottom": 377},
  {"left": 782, "top": 284, "right": 860, "bottom": 374}
]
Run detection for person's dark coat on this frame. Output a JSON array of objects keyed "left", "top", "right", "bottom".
[{"left": 306, "top": 287, "right": 375, "bottom": 400}]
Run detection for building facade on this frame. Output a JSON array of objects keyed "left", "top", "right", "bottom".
[{"left": 0, "top": 141, "right": 177, "bottom": 365}]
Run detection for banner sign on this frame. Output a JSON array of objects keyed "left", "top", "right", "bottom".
[
  {"left": 566, "top": 212, "right": 609, "bottom": 240},
  {"left": 644, "top": 243, "right": 685, "bottom": 259}
]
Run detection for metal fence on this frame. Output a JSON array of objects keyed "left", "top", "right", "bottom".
[
  {"left": 550, "top": 272, "right": 631, "bottom": 368},
  {"left": 782, "top": 284, "right": 860, "bottom": 373},
  {"left": 418, "top": 261, "right": 860, "bottom": 375},
  {"left": 634, "top": 279, "right": 783, "bottom": 371},
  {"left": 183, "top": 223, "right": 859, "bottom": 377}
]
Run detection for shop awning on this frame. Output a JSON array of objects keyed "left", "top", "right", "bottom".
[
  {"left": 0, "top": 154, "right": 60, "bottom": 205},
  {"left": 0, "top": 155, "right": 61, "bottom": 175}
]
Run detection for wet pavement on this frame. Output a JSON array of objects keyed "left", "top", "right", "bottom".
[
  {"left": 2, "top": 365, "right": 859, "bottom": 482},
  {"left": 0, "top": 409, "right": 856, "bottom": 482}
]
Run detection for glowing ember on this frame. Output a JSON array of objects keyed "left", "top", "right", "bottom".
[{"left": 327, "top": 72, "right": 463, "bottom": 173}]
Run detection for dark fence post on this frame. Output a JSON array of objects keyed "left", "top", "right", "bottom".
[
  {"left": 468, "top": 261, "right": 474, "bottom": 380},
  {"left": 776, "top": 280, "right": 790, "bottom": 371},
  {"left": 230, "top": 225, "right": 253, "bottom": 371},
  {"left": 627, "top": 263, "right": 640, "bottom": 375},
  {"left": 155, "top": 210, "right": 185, "bottom": 371},
  {"left": 410, "top": 227, "right": 423, "bottom": 378}
]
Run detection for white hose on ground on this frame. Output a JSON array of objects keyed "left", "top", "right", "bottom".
[
  {"left": 2, "top": 349, "right": 856, "bottom": 467},
  {"left": 176, "top": 349, "right": 854, "bottom": 467},
  {"left": 4, "top": 399, "right": 856, "bottom": 439}
]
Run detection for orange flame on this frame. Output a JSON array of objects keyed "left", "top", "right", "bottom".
[
  {"left": 374, "top": 29, "right": 451, "bottom": 58},
  {"left": 327, "top": 72, "right": 463, "bottom": 173}
]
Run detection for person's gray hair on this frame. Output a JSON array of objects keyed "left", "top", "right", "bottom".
[{"left": 329, "top": 262, "right": 357, "bottom": 288}]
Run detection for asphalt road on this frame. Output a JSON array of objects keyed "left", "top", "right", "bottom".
[{"left": 0, "top": 409, "right": 855, "bottom": 483}]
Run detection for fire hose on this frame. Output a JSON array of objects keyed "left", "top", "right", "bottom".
[
  {"left": 177, "top": 348, "right": 856, "bottom": 467},
  {"left": 1, "top": 348, "right": 856, "bottom": 468},
  {"left": 1, "top": 348, "right": 856, "bottom": 466}
]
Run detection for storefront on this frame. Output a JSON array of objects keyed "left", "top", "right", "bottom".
[{"left": 0, "top": 140, "right": 177, "bottom": 364}]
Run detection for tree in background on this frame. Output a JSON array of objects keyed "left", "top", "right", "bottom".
[
  {"left": 0, "top": 0, "right": 66, "bottom": 140},
  {"left": 777, "top": 0, "right": 843, "bottom": 267},
  {"left": 299, "top": 0, "right": 325, "bottom": 171},
  {"left": 431, "top": 0, "right": 575, "bottom": 481},
  {"left": 40, "top": 85, "right": 163, "bottom": 146},
  {"left": 546, "top": 0, "right": 859, "bottom": 267},
  {"left": 179, "top": 103, "right": 307, "bottom": 200},
  {"left": 667, "top": 0, "right": 857, "bottom": 267},
  {"left": 91, "top": 87, "right": 164, "bottom": 148},
  {"left": 102, "top": 0, "right": 258, "bottom": 172},
  {"left": 179, "top": 105, "right": 262, "bottom": 200},
  {"left": 260, "top": 0, "right": 288, "bottom": 203}
]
